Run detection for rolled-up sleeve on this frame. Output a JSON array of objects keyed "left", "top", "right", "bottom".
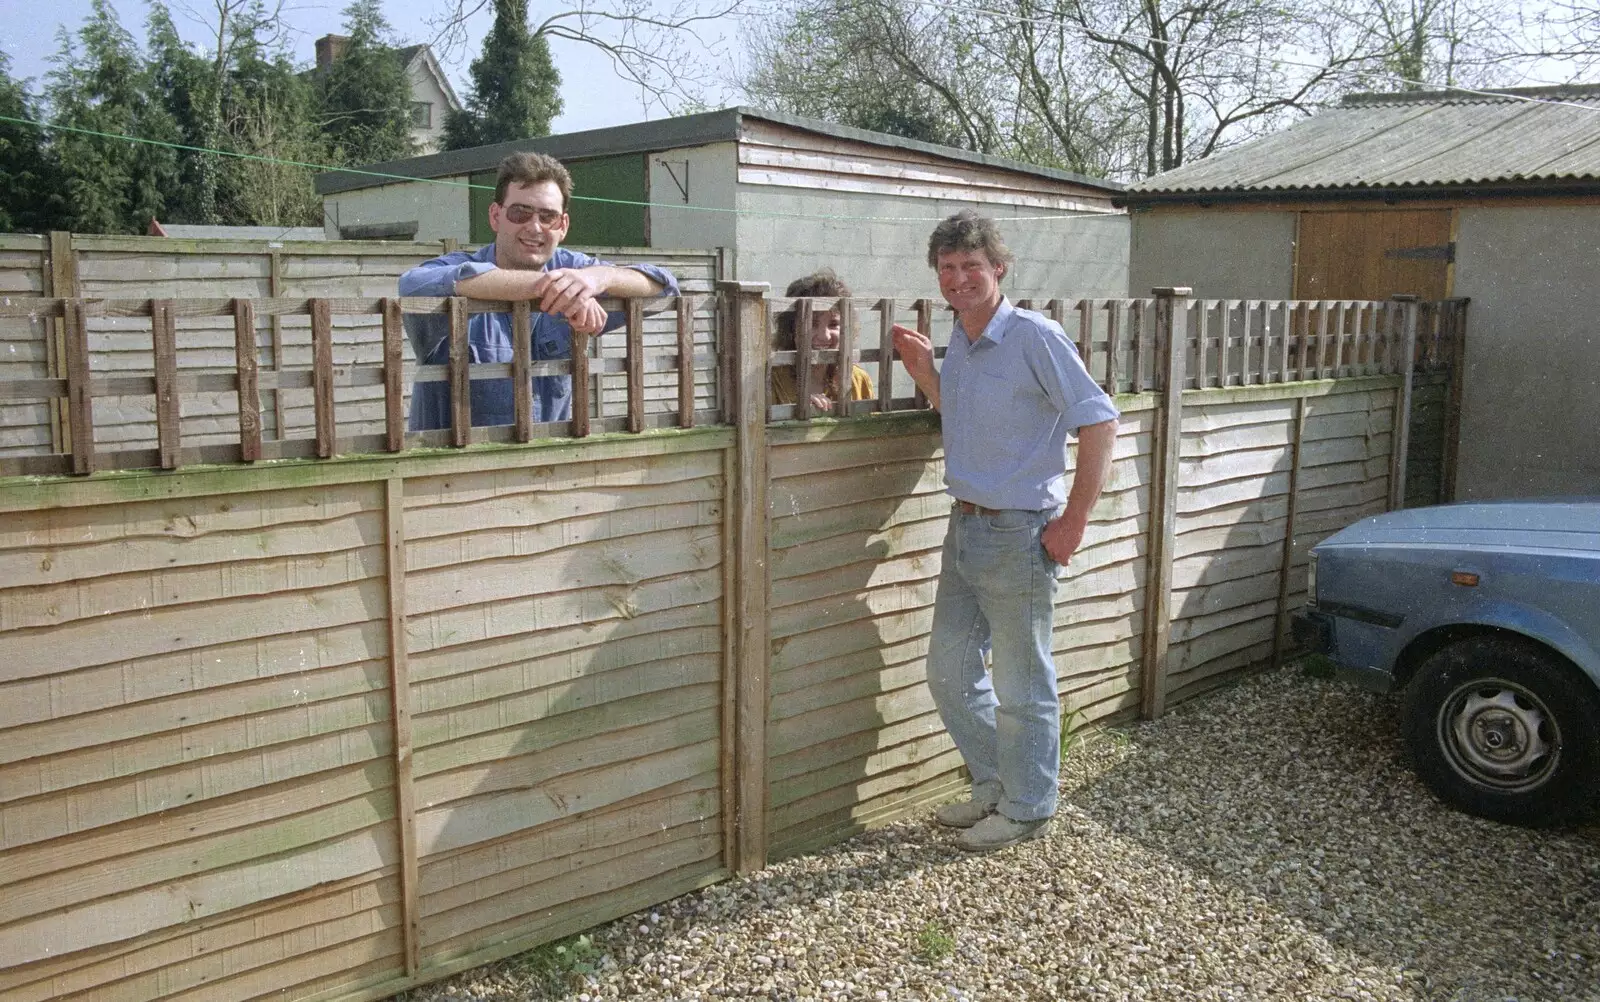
[
  {"left": 1031, "top": 322, "right": 1120, "bottom": 432},
  {"left": 552, "top": 248, "right": 680, "bottom": 298},
  {"left": 623, "top": 261, "right": 679, "bottom": 296},
  {"left": 398, "top": 253, "right": 498, "bottom": 297}
]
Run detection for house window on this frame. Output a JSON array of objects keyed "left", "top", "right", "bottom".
[{"left": 410, "top": 102, "right": 432, "bottom": 129}]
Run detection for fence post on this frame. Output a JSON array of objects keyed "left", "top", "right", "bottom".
[
  {"left": 47, "top": 231, "right": 79, "bottom": 456},
  {"left": 717, "top": 280, "right": 772, "bottom": 874},
  {"left": 268, "top": 251, "right": 287, "bottom": 439},
  {"left": 1388, "top": 295, "right": 1420, "bottom": 511},
  {"left": 383, "top": 478, "right": 422, "bottom": 977},
  {"left": 1140, "top": 287, "right": 1190, "bottom": 720},
  {"left": 1440, "top": 298, "right": 1470, "bottom": 502},
  {"left": 1271, "top": 397, "right": 1308, "bottom": 671}
]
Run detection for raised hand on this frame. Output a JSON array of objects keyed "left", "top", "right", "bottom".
[{"left": 890, "top": 323, "right": 934, "bottom": 383}]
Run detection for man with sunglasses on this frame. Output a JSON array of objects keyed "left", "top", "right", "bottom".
[{"left": 399, "top": 151, "right": 678, "bottom": 430}]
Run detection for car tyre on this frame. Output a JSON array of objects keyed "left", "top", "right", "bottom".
[{"left": 1403, "top": 634, "right": 1600, "bottom": 827}]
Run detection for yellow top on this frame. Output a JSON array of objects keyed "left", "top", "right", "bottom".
[{"left": 770, "top": 364, "right": 876, "bottom": 408}]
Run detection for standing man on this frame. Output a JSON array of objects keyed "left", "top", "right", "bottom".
[
  {"left": 892, "top": 210, "right": 1120, "bottom": 852},
  {"left": 399, "top": 151, "right": 678, "bottom": 430}
]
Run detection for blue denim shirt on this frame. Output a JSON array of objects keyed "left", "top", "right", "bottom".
[
  {"left": 939, "top": 298, "right": 1120, "bottom": 511},
  {"left": 398, "top": 243, "right": 679, "bottom": 429}
]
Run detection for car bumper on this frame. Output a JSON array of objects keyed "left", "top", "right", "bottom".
[
  {"left": 1291, "top": 608, "right": 1332, "bottom": 653},
  {"left": 1291, "top": 607, "right": 1395, "bottom": 693}
]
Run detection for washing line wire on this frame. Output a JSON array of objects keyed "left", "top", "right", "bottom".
[
  {"left": 0, "top": 113, "right": 1115, "bottom": 224},
  {"left": 905, "top": 0, "right": 1600, "bottom": 114}
]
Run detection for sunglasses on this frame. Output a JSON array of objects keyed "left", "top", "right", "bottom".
[{"left": 501, "top": 204, "right": 565, "bottom": 227}]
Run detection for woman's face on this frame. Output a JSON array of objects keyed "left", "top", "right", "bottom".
[{"left": 807, "top": 309, "right": 842, "bottom": 351}]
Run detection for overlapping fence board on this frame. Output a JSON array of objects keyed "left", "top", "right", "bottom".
[
  {"left": 1164, "top": 381, "right": 1397, "bottom": 701},
  {"left": 0, "top": 481, "right": 402, "bottom": 998},
  {"left": 396, "top": 445, "right": 728, "bottom": 965},
  {"left": 765, "top": 422, "right": 952, "bottom": 858}
]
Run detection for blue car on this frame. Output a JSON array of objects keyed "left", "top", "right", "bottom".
[{"left": 1293, "top": 499, "right": 1600, "bottom": 826}]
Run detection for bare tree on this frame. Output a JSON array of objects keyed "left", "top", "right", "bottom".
[
  {"left": 743, "top": 0, "right": 1133, "bottom": 174},
  {"left": 428, "top": 0, "right": 753, "bottom": 114},
  {"left": 1325, "top": 0, "right": 1540, "bottom": 91},
  {"left": 741, "top": 0, "right": 1570, "bottom": 181}
]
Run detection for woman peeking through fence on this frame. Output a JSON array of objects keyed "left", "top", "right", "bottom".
[{"left": 770, "top": 269, "right": 874, "bottom": 414}]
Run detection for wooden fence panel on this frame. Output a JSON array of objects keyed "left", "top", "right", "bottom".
[
  {"left": 1056, "top": 405, "right": 1155, "bottom": 724},
  {"left": 765, "top": 421, "right": 954, "bottom": 859},
  {"left": 0, "top": 481, "right": 403, "bottom": 1001},
  {"left": 0, "top": 239, "right": 50, "bottom": 458},
  {"left": 1163, "top": 382, "right": 1396, "bottom": 702},
  {"left": 399, "top": 444, "right": 728, "bottom": 965}
]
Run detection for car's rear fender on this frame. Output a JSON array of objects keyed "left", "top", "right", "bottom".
[{"left": 1392, "top": 600, "right": 1600, "bottom": 692}]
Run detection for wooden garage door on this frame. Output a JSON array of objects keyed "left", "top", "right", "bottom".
[{"left": 1294, "top": 209, "right": 1452, "bottom": 300}]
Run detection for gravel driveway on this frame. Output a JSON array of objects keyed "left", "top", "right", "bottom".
[{"left": 401, "top": 667, "right": 1600, "bottom": 1002}]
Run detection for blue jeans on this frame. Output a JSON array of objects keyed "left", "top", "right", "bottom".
[{"left": 927, "top": 505, "right": 1061, "bottom": 822}]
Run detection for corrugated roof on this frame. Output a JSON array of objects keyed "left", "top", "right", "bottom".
[{"left": 1125, "top": 85, "right": 1600, "bottom": 197}]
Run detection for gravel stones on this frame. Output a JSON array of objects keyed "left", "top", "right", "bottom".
[{"left": 397, "top": 669, "right": 1600, "bottom": 1002}]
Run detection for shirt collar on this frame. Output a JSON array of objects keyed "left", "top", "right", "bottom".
[
  {"left": 954, "top": 296, "right": 1015, "bottom": 348},
  {"left": 479, "top": 240, "right": 568, "bottom": 271}
]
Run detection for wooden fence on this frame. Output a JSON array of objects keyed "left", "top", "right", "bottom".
[
  {"left": 0, "top": 284, "right": 1464, "bottom": 1002},
  {"left": 0, "top": 233, "right": 723, "bottom": 462}
]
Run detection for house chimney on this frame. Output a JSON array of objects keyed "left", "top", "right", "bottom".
[{"left": 315, "top": 34, "right": 350, "bottom": 70}]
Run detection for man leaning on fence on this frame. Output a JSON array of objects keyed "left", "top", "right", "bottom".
[
  {"left": 891, "top": 210, "right": 1120, "bottom": 853},
  {"left": 398, "top": 152, "right": 679, "bottom": 430}
]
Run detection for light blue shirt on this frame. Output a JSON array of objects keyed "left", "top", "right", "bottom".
[
  {"left": 939, "top": 297, "right": 1120, "bottom": 511},
  {"left": 398, "top": 243, "right": 679, "bottom": 429}
]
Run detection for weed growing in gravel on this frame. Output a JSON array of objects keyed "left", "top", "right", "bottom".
[
  {"left": 915, "top": 920, "right": 956, "bottom": 961},
  {"left": 1059, "top": 706, "right": 1086, "bottom": 762},
  {"left": 1300, "top": 654, "right": 1339, "bottom": 679},
  {"left": 507, "top": 933, "right": 603, "bottom": 993}
]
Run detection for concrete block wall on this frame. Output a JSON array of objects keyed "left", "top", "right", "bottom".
[
  {"left": 1452, "top": 205, "right": 1600, "bottom": 499},
  {"left": 734, "top": 186, "right": 1130, "bottom": 304},
  {"left": 1127, "top": 209, "right": 1296, "bottom": 299},
  {"left": 322, "top": 178, "right": 472, "bottom": 243}
]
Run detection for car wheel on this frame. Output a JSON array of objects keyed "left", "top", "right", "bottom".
[{"left": 1403, "top": 634, "right": 1600, "bottom": 826}]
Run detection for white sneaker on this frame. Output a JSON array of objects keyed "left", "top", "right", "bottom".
[
  {"left": 933, "top": 798, "right": 998, "bottom": 829},
  {"left": 956, "top": 812, "right": 1052, "bottom": 852}
]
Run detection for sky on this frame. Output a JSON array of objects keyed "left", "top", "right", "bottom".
[{"left": 2, "top": 0, "right": 743, "bottom": 134}]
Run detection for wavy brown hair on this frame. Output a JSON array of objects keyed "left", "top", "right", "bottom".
[
  {"left": 776, "top": 269, "right": 851, "bottom": 350},
  {"left": 926, "top": 210, "right": 1014, "bottom": 272},
  {"left": 494, "top": 152, "right": 574, "bottom": 210}
]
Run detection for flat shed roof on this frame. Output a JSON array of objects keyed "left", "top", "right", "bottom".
[{"left": 313, "top": 106, "right": 1122, "bottom": 196}]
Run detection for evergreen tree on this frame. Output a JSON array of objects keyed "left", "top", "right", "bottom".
[
  {"left": 443, "top": 0, "right": 563, "bottom": 150},
  {"left": 318, "top": 0, "right": 413, "bottom": 164},
  {"left": 225, "top": 43, "right": 326, "bottom": 225},
  {"left": 146, "top": 3, "right": 218, "bottom": 223},
  {"left": 46, "top": 0, "right": 181, "bottom": 233},
  {"left": 0, "top": 54, "right": 66, "bottom": 233}
]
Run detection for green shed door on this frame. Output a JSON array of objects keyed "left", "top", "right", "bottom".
[
  {"left": 565, "top": 155, "right": 647, "bottom": 248},
  {"left": 468, "top": 170, "right": 497, "bottom": 245},
  {"left": 466, "top": 154, "right": 647, "bottom": 248}
]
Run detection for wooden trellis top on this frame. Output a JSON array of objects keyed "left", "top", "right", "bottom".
[{"left": 0, "top": 290, "right": 1467, "bottom": 479}]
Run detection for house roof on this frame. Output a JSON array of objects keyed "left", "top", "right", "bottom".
[
  {"left": 305, "top": 39, "right": 462, "bottom": 114},
  {"left": 396, "top": 44, "right": 462, "bottom": 113},
  {"left": 312, "top": 106, "right": 1124, "bottom": 196},
  {"left": 1122, "top": 85, "right": 1600, "bottom": 202}
]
